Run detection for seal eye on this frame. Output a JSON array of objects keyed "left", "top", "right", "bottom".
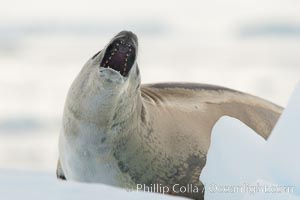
[
  {"left": 92, "top": 51, "right": 101, "bottom": 59},
  {"left": 100, "top": 39, "right": 136, "bottom": 77}
]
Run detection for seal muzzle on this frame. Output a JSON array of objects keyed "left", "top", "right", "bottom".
[{"left": 100, "top": 31, "right": 137, "bottom": 77}]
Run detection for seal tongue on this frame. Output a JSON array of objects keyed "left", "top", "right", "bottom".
[{"left": 101, "top": 39, "right": 136, "bottom": 77}]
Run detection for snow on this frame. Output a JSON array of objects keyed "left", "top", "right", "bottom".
[
  {"left": 200, "top": 81, "right": 300, "bottom": 199},
  {"left": 0, "top": 170, "right": 185, "bottom": 200},
  {"left": 200, "top": 116, "right": 266, "bottom": 199},
  {"left": 265, "top": 82, "right": 300, "bottom": 190}
]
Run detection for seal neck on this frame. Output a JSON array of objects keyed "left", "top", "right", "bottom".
[{"left": 109, "top": 89, "right": 142, "bottom": 137}]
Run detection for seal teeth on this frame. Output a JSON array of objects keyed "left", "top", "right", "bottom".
[{"left": 100, "top": 38, "right": 136, "bottom": 77}]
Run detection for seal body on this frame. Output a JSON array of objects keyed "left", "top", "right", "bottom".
[{"left": 58, "top": 31, "right": 282, "bottom": 200}]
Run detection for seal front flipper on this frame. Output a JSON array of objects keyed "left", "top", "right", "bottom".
[{"left": 56, "top": 159, "right": 66, "bottom": 180}]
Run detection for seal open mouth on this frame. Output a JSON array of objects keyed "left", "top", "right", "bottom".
[{"left": 100, "top": 32, "right": 137, "bottom": 77}]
